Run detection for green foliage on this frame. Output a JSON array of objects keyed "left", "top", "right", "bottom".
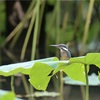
[
  {"left": 0, "top": 53, "right": 100, "bottom": 91},
  {"left": 0, "top": 92, "right": 14, "bottom": 100},
  {"left": 29, "top": 53, "right": 100, "bottom": 90},
  {"left": 0, "top": 57, "right": 58, "bottom": 76},
  {"left": 0, "top": 90, "right": 22, "bottom": 100},
  {"left": 0, "top": 1, "right": 99, "bottom": 99}
]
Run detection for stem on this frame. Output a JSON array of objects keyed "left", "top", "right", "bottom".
[
  {"left": 20, "top": 6, "right": 36, "bottom": 61},
  {"left": 45, "top": 3, "right": 56, "bottom": 57},
  {"left": 84, "top": 64, "right": 89, "bottom": 100},
  {"left": 60, "top": 70, "right": 63, "bottom": 100},
  {"left": 31, "top": 0, "right": 40, "bottom": 60},
  {"left": 21, "top": 75, "right": 30, "bottom": 94},
  {"left": 80, "top": 86, "right": 85, "bottom": 100},
  {"left": 29, "top": 84, "right": 34, "bottom": 99},
  {"left": 0, "top": 48, "right": 2, "bottom": 65},
  {"left": 10, "top": 29, "right": 23, "bottom": 49},
  {"left": 36, "top": 0, "right": 46, "bottom": 59},
  {"left": 56, "top": 2, "right": 63, "bottom": 99},
  {"left": 56, "top": 0, "right": 61, "bottom": 57},
  {"left": 3, "top": 48, "right": 18, "bottom": 62},
  {"left": 11, "top": 76, "right": 14, "bottom": 92},
  {"left": 80, "top": 0, "right": 95, "bottom": 55},
  {"left": 2, "top": 0, "right": 35, "bottom": 47},
  {"left": 29, "top": 0, "right": 40, "bottom": 99}
]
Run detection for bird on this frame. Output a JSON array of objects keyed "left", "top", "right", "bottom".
[
  {"left": 50, "top": 44, "right": 71, "bottom": 60},
  {"left": 48, "top": 44, "right": 71, "bottom": 76}
]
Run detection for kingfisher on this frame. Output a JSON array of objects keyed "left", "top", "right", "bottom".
[{"left": 50, "top": 44, "right": 71, "bottom": 60}]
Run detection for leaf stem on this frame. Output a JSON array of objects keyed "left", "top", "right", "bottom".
[
  {"left": 84, "top": 64, "right": 89, "bottom": 100},
  {"left": 80, "top": 0, "right": 95, "bottom": 55},
  {"left": 11, "top": 76, "right": 14, "bottom": 92},
  {"left": 2, "top": 0, "right": 35, "bottom": 47},
  {"left": 56, "top": 0, "right": 61, "bottom": 57},
  {"left": 60, "top": 70, "right": 63, "bottom": 100},
  {"left": 21, "top": 75, "right": 34, "bottom": 100},
  {"left": 20, "top": 4, "right": 36, "bottom": 61},
  {"left": 31, "top": 0, "right": 40, "bottom": 60}
]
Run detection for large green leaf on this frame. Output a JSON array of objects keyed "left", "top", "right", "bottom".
[
  {"left": 29, "top": 61, "right": 67, "bottom": 90},
  {"left": 0, "top": 57, "right": 58, "bottom": 76},
  {"left": 29, "top": 62, "right": 54, "bottom": 90}
]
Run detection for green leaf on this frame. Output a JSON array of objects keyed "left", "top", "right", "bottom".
[
  {"left": 29, "top": 62, "right": 54, "bottom": 90},
  {"left": 69, "top": 53, "right": 100, "bottom": 68},
  {"left": 0, "top": 89, "right": 23, "bottom": 100},
  {"left": 29, "top": 61, "right": 67, "bottom": 90},
  {"left": 69, "top": 56, "right": 85, "bottom": 64},
  {"left": 63, "top": 63, "right": 86, "bottom": 83},
  {"left": 85, "top": 53, "right": 100, "bottom": 67},
  {"left": 53, "top": 62, "right": 69, "bottom": 75},
  {"left": 0, "top": 91, "right": 15, "bottom": 100},
  {"left": 52, "top": 61, "right": 89, "bottom": 83},
  {"left": 0, "top": 57, "right": 58, "bottom": 76}
]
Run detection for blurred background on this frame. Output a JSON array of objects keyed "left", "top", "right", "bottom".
[{"left": 0, "top": 0, "right": 100, "bottom": 100}]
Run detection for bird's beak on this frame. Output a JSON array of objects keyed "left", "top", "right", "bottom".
[
  {"left": 50, "top": 44, "right": 60, "bottom": 49},
  {"left": 50, "top": 44, "right": 58, "bottom": 47}
]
